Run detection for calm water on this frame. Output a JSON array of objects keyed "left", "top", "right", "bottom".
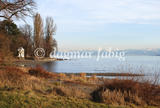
[{"left": 41, "top": 56, "right": 160, "bottom": 75}]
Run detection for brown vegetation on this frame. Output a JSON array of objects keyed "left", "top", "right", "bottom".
[
  {"left": 91, "top": 79, "right": 160, "bottom": 106},
  {"left": 80, "top": 73, "right": 86, "bottom": 80},
  {"left": 46, "top": 86, "right": 89, "bottom": 99},
  {"left": 28, "top": 66, "right": 57, "bottom": 78},
  {"left": 20, "top": 24, "right": 33, "bottom": 57},
  {"left": 0, "top": 66, "right": 160, "bottom": 107},
  {"left": 0, "top": 66, "right": 93, "bottom": 99},
  {"left": 34, "top": 13, "right": 44, "bottom": 48},
  {"left": 0, "top": 20, "right": 31, "bottom": 59},
  {"left": 0, "top": 66, "right": 46, "bottom": 90},
  {"left": 0, "top": 33, "right": 13, "bottom": 61},
  {"left": 59, "top": 73, "right": 66, "bottom": 79}
]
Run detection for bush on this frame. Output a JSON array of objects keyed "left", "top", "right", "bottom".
[
  {"left": 91, "top": 79, "right": 160, "bottom": 106},
  {"left": 29, "top": 66, "right": 56, "bottom": 78},
  {"left": 80, "top": 73, "right": 86, "bottom": 78},
  {"left": 59, "top": 73, "right": 66, "bottom": 79}
]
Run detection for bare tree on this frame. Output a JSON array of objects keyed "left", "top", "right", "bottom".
[
  {"left": 34, "top": 13, "right": 44, "bottom": 48},
  {"left": 0, "top": 0, "right": 36, "bottom": 21},
  {"left": 20, "top": 24, "right": 33, "bottom": 56},
  {"left": 45, "top": 16, "right": 57, "bottom": 57}
]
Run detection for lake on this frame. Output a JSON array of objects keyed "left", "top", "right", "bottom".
[{"left": 41, "top": 56, "right": 160, "bottom": 75}]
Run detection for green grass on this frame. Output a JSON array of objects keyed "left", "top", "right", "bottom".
[
  {"left": 0, "top": 89, "right": 157, "bottom": 108},
  {"left": 0, "top": 89, "right": 131, "bottom": 108}
]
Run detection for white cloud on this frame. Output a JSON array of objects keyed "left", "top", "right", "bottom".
[{"left": 35, "top": 0, "right": 160, "bottom": 32}]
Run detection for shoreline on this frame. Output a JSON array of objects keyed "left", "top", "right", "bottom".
[
  {"left": 12, "top": 57, "right": 67, "bottom": 66},
  {"left": 65, "top": 72, "right": 145, "bottom": 77},
  {"left": 12, "top": 59, "right": 145, "bottom": 77},
  {"left": 0, "top": 58, "right": 145, "bottom": 78}
]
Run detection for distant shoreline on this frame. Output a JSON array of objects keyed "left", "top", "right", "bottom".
[{"left": 13, "top": 57, "right": 68, "bottom": 66}]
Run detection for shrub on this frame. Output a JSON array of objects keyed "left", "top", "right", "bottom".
[
  {"left": 80, "top": 73, "right": 86, "bottom": 78},
  {"left": 28, "top": 66, "right": 56, "bottom": 78},
  {"left": 90, "top": 75, "right": 97, "bottom": 81},
  {"left": 91, "top": 79, "right": 160, "bottom": 106},
  {"left": 70, "top": 74, "right": 75, "bottom": 80},
  {"left": 59, "top": 73, "right": 66, "bottom": 79}
]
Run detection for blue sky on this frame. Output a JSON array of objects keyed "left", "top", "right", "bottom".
[{"left": 20, "top": 0, "right": 160, "bottom": 50}]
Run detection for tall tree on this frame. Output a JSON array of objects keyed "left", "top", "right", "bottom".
[
  {"left": 0, "top": 0, "right": 36, "bottom": 21},
  {"left": 34, "top": 13, "right": 44, "bottom": 48},
  {"left": 45, "top": 17, "right": 57, "bottom": 57}
]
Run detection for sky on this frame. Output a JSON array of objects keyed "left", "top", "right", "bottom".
[{"left": 19, "top": 0, "right": 160, "bottom": 50}]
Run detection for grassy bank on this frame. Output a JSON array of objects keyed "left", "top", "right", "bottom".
[
  {"left": 0, "top": 66, "right": 159, "bottom": 108},
  {"left": 0, "top": 89, "right": 130, "bottom": 108}
]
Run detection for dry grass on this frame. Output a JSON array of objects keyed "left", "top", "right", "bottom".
[
  {"left": 0, "top": 66, "right": 48, "bottom": 90},
  {"left": 80, "top": 73, "right": 86, "bottom": 79},
  {"left": 0, "top": 66, "right": 93, "bottom": 99},
  {"left": 0, "top": 66, "right": 160, "bottom": 108},
  {"left": 59, "top": 73, "right": 66, "bottom": 79},
  {"left": 0, "top": 67, "right": 28, "bottom": 87},
  {"left": 91, "top": 79, "right": 160, "bottom": 107},
  {"left": 29, "top": 66, "right": 58, "bottom": 78},
  {"left": 89, "top": 75, "right": 98, "bottom": 82},
  {"left": 46, "top": 86, "right": 89, "bottom": 99}
]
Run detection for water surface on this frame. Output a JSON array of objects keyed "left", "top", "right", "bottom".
[{"left": 41, "top": 56, "right": 160, "bottom": 75}]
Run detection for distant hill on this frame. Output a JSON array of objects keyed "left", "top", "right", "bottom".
[
  {"left": 125, "top": 49, "right": 160, "bottom": 56},
  {"left": 63, "top": 49, "right": 160, "bottom": 56}
]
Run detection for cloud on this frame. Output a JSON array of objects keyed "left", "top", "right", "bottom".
[{"left": 35, "top": 0, "right": 160, "bottom": 32}]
